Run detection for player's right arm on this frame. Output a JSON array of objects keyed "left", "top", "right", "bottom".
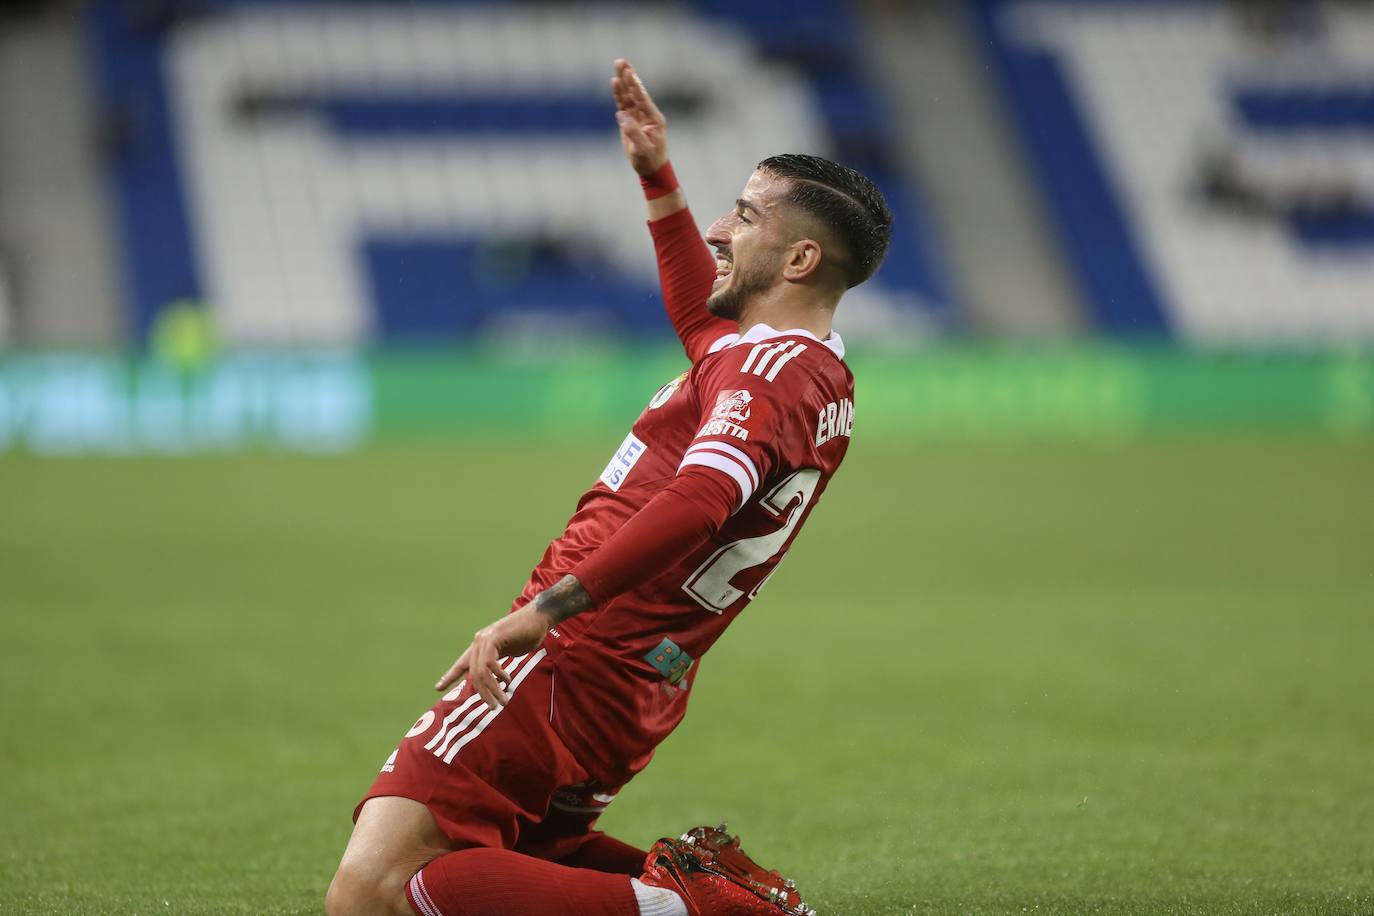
[
  {"left": 434, "top": 468, "right": 738, "bottom": 710},
  {"left": 612, "top": 59, "right": 736, "bottom": 362}
]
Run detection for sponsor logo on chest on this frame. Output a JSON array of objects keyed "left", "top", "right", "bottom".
[
  {"left": 599, "top": 432, "right": 647, "bottom": 491},
  {"left": 815, "top": 397, "right": 854, "bottom": 446},
  {"left": 698, "top": 388, "right": 753, "bottom": 441}
]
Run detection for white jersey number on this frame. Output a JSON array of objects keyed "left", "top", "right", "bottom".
[{"left": 682, "top": 468, "right": 821, "bottom": 613}]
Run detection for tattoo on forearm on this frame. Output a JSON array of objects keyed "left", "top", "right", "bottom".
[{"left": 532, "top": 575, "right": 595, "bottom": 626}]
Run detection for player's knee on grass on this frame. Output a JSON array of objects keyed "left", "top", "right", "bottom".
[
  {"left": 325, "top": 860, "right": 414, "bottom": 916},
  {"left": 329, "top": 797, "right": 454, "bottom": 916}
]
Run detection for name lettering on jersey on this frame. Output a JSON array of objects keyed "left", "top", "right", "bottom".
[
  {"left": 600, "top": 432, "right": 647, "bottom": 491},
  {"left": 815, "top": 397, "right": 854, "bottom": 446},
  {"left": 740, "top": 340, "right": 807, "bottom": 382},
  {"left": 697, "top": 389, "right": 752, "bottom": 440}
]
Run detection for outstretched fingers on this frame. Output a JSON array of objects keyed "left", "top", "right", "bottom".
[
  {"left": 622, "top": 61, "right": 664, "bottom": 123},
  {"left": 612, "top": 59, "right": 661, "bottom": 122},
  {"left": 611, "top": 59, "right": 634, "bottom": 110},
  {"left": 434, "top": 649, "right": 470, "bottom": 693},
  {"left": 434, "top": 634, "right": 512, "bottom": 701},
  {"left": 612, "top": 78, "right": 644, "bottom": 121},
  {"left": 468, "top": 655, "right": 511, "bottom": 710},
  {"left": 611, "top": 75, "right": 630, "bottom": 110}
]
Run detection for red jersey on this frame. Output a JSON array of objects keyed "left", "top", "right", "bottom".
[
  {"left": 358, "top": 205, "right": 867, "bottom": 854},
  {"left": 514, "top": 318, "right": 855, "bottom": 784}
]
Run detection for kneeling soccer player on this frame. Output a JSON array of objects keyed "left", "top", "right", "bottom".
[{"left": 326, "top": 58, "right": 891, "bottom": 916}]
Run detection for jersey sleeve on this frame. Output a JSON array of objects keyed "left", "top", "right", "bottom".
[
  {"left": 677, "top": 340, "right": 819, "bottom": 510},
  {"left": 647, "top": 208, "right": 740, "bottom": 362},
  {"left": 568, "top": 466, "right": 737, "bottom": 607}
]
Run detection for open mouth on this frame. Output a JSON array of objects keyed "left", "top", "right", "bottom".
[{"left": 714, "top": 256, "right": 733, "bottom": 281}]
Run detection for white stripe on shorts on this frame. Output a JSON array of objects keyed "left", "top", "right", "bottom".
[
  {"left": 442, "top": 648, "right": 547, "bottom": 764},
  {"left": 425, "top": 654, "right": 527, "bottom": 754}
]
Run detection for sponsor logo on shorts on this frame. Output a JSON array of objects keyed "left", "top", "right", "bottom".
[
  {"left": 600, "top": 432, "right": 647, "bottom": 491},
  {"left": 551, "top": 781, "right": 620, "bottom": 815}
]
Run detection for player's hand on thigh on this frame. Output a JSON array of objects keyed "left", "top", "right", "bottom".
[{"left": 434, "top": 604, "right": 550, "bottom": 709}]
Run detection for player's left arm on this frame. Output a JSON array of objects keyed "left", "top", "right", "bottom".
[
  {"left": 612, "top": 58, "right": 736, "bottom": 362},
  {"left": 611, "top": 58, "right": 683, "bottom": 222}
]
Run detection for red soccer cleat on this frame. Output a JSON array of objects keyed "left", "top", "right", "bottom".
[{"left": 638, "top": 824, "right": 817, "bottom": 916}]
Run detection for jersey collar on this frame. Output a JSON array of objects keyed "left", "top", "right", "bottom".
[{"left": 732, "top": 323, "right": 846, "bottom": 360}]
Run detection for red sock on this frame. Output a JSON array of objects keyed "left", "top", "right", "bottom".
[
  {"left": 558, "top": 833, "right": 648, "bottom": 876},
  {"left": 407, "top": 847, "right": 639, "bottom": 916}
]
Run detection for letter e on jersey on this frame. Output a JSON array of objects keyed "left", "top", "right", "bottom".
[
  {"left": 600, "top": 433, "right": 648, "bottom": 491},
  {"left": 815, "top": 397, "right": 854, "bottom": 447}
]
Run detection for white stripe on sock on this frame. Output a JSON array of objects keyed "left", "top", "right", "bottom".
[
  {"left": 409, "top": 872, "right": 443, "bottom": 916},
  {"left": 631, "top": 878, "right": 689, "bottom": 916}
]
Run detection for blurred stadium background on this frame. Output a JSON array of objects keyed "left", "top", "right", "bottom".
[{"left": 1, "top": 1, "right": 1372, "bottom": 913}]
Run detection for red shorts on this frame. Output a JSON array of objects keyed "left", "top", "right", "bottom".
[{"left": 355, "top": 648, "right": 624, "bottom": 861}]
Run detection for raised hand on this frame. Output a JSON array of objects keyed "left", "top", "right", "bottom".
[{"left": 611, "top": 58, "right": 669, "bottom": 177}]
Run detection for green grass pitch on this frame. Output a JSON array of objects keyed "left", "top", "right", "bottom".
[{"left": 2, "top": 435, "right": 1371, "bottom": 914}]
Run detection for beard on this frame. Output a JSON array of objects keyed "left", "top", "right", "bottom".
[{"left": 705, "top": 256, "right": 775, "bottom": 321}]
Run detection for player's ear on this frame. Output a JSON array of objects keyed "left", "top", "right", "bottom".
[{"left": 781, "top": 238, "right": 824, "bottom": 283}]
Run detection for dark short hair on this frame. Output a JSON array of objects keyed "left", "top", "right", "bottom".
[{"left": 757, "top": 153, "right": 893, "bottom": 288}]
